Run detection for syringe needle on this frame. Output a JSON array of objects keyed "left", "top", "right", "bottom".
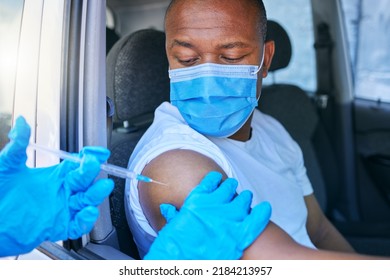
[
  {"left": 136, "top": 174, "right": 168, "bottom": 186},
  {"left": 28, "top": 142, "right": 168, "bottom": 185},
  {"left": 150, "top": 180, "right": 168, "bottom": 186}
]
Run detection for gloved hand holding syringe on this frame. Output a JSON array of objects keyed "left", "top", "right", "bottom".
[{"left": 28, "top": 142, "right": 167, "bottom": 186}]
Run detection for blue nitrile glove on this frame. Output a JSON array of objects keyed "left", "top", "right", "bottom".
[
  {"left": 0, "top": 116, "right": 114, "bottom": 257},
  {"left": 144, "top": 171, "right": 272, "bottom": 260}
]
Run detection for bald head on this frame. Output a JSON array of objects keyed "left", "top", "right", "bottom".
[
  {"left": 165, "top": 0, "right": 267, "bottom": 41},
  {"left": 164, "top": 0, "right": 274, "bottom": 75}
]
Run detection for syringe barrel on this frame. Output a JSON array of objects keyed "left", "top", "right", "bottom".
[{"left": 99, "top": 163, "right": 136, "bottom": 180}]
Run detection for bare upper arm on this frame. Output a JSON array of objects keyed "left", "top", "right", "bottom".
[
  {"left": 305, "top": 194, "right": 325, "bottom": 243},
  {"left": 138, "top": 149, "right": 227, "bottom": 231},
  {"left": 305, "top": 194, "right": 355, "bottom": 252},
  {"left": 137, "top": 149, "right": 313, "bottom": 259}
]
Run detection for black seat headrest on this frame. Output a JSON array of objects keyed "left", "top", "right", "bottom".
[
  {"left": 106, "top": 29, "right": 170, "bottom": 125},
  {"left": 106, "top": 27, "right": 120, "bottom": 55},
  {"left": 266, "top": 20, "right": 292, "bottom": 72}
]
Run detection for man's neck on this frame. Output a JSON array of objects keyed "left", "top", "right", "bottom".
[{"left": 228, "top": 114, "right": 253, "bottom": 142}]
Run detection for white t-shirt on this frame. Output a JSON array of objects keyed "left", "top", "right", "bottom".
[{"left": 125, "top": 102, "right": 316, "bottom": 258}]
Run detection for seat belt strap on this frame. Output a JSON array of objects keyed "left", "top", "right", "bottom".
[
  {"left": 314, "top": 22, "right": 334, "bottom": 109},
  {"left": 106, "top": 96, "right": 115, "bottom": 147}
]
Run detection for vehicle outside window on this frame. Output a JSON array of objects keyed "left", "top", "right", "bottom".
[
  {"left": 0, "top": 0, "right": 66, "bottom": 168},
  {"left": 263, "top": 0, "right": 317, "bottom": 94},
  {"left": 0, "top": 0, "right": 109, "bottom": 260},
  {"left": 0, "top": 0, "right": 24, "bottom": 150},
  {"left": 342, "top": 0, "right": 390, "bottom": 102}
]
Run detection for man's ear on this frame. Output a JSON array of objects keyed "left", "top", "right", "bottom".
[{"left": 261, "top": 40, "right": 275, "bottom": 78}]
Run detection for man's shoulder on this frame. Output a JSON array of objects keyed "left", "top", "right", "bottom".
[
  {"left": 140, "top": 102, "right": 194, "bottom": 141},
  {"left": 253, "top": 109, "right": 291, "bottom": 138},
  {"left": 143, "top": 102, "right": 212, "bottom": 145},
  {"left": 129, "top": 102, "right": 229, "bottom": 169},
  {"left": 153, "top": 101, "right": 184, "bottom": 126},
  {"left": 252, "top": 109, "right": 303, "bottom": 160}
]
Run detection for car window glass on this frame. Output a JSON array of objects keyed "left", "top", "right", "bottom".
[
  {"left": 341, "top": 0, "right": 390, "bottom": 102},
  {"left": 262, "top": 0, "right": 317, "bottom": 94},
  {"left": 0, "top": 0, "right": 25, "bottom": 150}
]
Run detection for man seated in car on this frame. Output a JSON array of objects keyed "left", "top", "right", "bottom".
[{"left": 125, "top": 0, "right": 380, "bottom": 259}]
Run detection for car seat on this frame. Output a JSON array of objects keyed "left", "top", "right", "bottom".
[
  {"left": 259, "top": 20, "right": 390, "bottom": 256},
  {"left": 106, "top": 29, "right": 170, "bottom": 259},
  {"left": 106, "top": 27, "right": 120, "bottom": 55}
]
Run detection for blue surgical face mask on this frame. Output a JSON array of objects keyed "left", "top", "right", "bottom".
[{"left": 169, "top": 53, "right": 264, "bottom": 138}]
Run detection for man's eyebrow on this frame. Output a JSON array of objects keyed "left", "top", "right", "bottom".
[
  {"left": 217, "top": 42, "right": 251, "bottom": 49},
  {"left": 170, "top": 39, "right": 194, "bottom": 49},
  {"left": 170, "top": 40, "right": 251, "bottom": 50}
]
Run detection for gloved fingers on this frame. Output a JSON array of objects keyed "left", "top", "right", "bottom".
[
  {"left": 207, "top": 177, "right": 238, "bottom": 204},
  {"left": 55, "top": 158, "right": 81, "bottom": 178},
  {"left": 224, "top": 190, "right": 253, "bottom": 221},
  {"left": 63, "top": 147, "right": 110, "bottom": 191},
  {"left": 80, "top": 146, "right": 110, "bottom": 164},
  {"left": 160, "top": 203, "right": 179, "bottom": 223},
  {"left": 188, "top": 171, "right": 223, "bottom": 195},
  {"left": 64, "top": 153, "right": 102, "bottom": 193},
  {"left": 69, "top": 179, "right": 114, "bottom": 211},
  {"left": 0, "top": 116, "right": 30, "bottom": 170},
  {"left": 68, "top": 206, "right": 99, "bottom": 240},
  {"left": 237, "top": 201, "right": 272, "bottom": 250}
]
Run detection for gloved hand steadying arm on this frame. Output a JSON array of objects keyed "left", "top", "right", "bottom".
[
  {"left": 0, "top": 116, "right": 114, "bottom": 257},
  {"left": 144, "top": 171, "right": 272, "bottom": 260}
]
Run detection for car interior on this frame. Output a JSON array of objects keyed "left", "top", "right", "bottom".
[{"left": 2, "top": 0, "right": 390, "bottom": 260}]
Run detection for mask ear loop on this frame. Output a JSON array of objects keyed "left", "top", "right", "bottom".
[
  {"left": 253, "top": 46, "right": 266, "bottom": 102},
  {"left": 252, "top": 46, "right": 266, "bottom": 75}
]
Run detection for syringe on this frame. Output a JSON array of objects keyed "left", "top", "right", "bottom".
[{"left": 28, "top": 142, "right": 167, "bottom": 186}]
